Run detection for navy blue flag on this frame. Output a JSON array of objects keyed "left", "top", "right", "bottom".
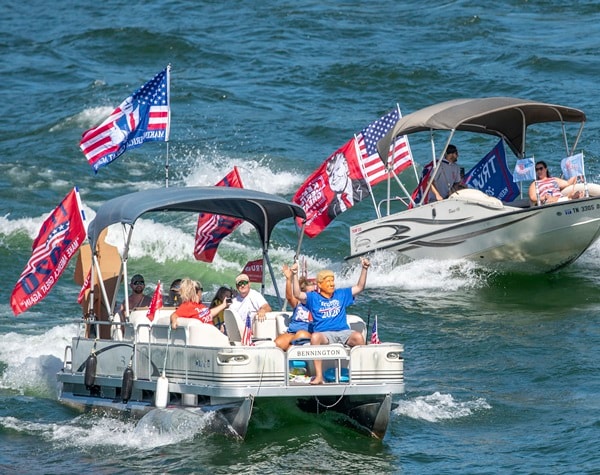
[{"left": 463, "top": 140, "right": 519, "bottom": 202}]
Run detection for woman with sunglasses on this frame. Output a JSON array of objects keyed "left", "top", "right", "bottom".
[
  {"left": 528, "top": 160, "right": 580, "bottom": 205},
  {"left": 229, "top": 273, "right": 272, "bottom": 326},
  {"left": 170, "top": 278, "right": 230, "bottom": 330}
]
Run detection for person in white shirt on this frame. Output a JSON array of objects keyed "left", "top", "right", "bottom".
[{"left": 229, "top": 273, "right": 272, "bottom": 324}]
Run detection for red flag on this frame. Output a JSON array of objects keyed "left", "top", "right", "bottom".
[
  {"left": 241, "top": 313, "right": 254, "bottom": 346},
  {"left": 370, "top": 315, "right": 381, "bottom": 344},
  {"left": 194, "top": 167, "right": 244, "bottom": 262},
  {"left": 77, "top": 267, "right": 92, "bottom": 304},
  {"left": 242, "top": 259, "right": 263, "bottom": 283},
  {"left": 11, "top": 188, "right": 87, "bottom": 316},
  {"left": 146, "top": 281, "right": 163, "bottom": 322},
  {"left": 293, "top": 139, "right": 370, "bottom": 238}
]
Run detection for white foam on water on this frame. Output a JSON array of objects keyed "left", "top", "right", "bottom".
[{"left": 395, "top": 391, "right": 491, "bottom": 422}]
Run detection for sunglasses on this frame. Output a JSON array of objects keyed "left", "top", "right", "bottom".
[
  {"left": 196, "top": 287, "right": 204, "bottom": 292},
  {"left": 535, "top": 167, "right": 544, "bottom": 171},
  {"left": 132, "top": 281, "right": 145, "bottom": 285},
  {"left": 236, "top": 280, "right": 249, "bottom": 287}
]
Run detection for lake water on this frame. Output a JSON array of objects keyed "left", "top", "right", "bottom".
[{"left": 2, "top": 1, "right": 600, "bottom": 473}]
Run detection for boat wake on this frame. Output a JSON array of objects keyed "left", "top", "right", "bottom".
[{"left": 394, "top": 392, "right": 491, "bottom": 422}]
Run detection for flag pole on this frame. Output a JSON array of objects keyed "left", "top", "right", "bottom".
[
  {"left": 165, "top": 142, "right": 170, "bottom": 187},
  {"left": 353, "top": 135, "right": 379, "bottom": 217}
]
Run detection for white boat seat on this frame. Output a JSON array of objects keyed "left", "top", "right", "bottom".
[
  {"left": 175, "top": 318, "right": 229, "bottom": 347},
  {"left": 224, "top": 309, "right": 277, "bottom": 346},
  {"left": 347, "top": 314, "right": 367, "bottom": 341}
]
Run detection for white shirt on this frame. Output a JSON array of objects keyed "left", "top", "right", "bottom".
[{"left": 229, "top": 288, "right": 268, "bottom": 324}]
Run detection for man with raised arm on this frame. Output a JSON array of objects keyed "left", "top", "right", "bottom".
[{"left": 291, "top": 258, "right": 370, "bottom": 385}]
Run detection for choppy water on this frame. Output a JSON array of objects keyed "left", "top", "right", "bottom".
[{"left": 2, "top": 1, "right": 600, "bottom": 473}]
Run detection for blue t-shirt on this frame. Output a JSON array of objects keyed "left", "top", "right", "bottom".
[
  {"left": 305, "top": 288, "right": 354, "bottom": 332},
  {"left": 287, "top": 302, "right": 313, "bottom": 333}
]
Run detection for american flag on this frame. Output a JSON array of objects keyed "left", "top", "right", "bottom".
[
  {"left": 146, "top": 281, "right": 164, "bottom": 322},
  {"left": 80, "top": 66, "right": 171, "bottom": 173},
  {"left": 370, "top": 315, "right": 381, "bottom": 344},
  {"left": 356, "top": 107, "right": 413, "bottom": 187},
  {"left": 242, "top": 314, "right": 254, "bottom": 346}
]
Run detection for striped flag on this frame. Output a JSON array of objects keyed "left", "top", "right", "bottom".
[
  {"left": 194, "top": 167, "right": 244, "bottom": 262},
  {"left": 356, "top": 107, "right": 413, "bottom": 186},
  {"left": 370, "top": 315, "right": 381, "bottom": 344},
  {"left": 11, "top": 188, "right": 87, "bottom": 315},
  {"left": 80, "top": 66, "right": 171, "bottom": 173},
  {"left": 242, "top": 314, "right": 254, "bottom": 346}
]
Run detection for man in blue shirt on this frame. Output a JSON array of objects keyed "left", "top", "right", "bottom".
[{"left": 291, "top": 257, "right": 370, "bottom": 384}]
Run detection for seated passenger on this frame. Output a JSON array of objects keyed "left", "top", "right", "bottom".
[
  {"left": 170, "top": 278, "right": 230, "bottom": 330},
  {"left": 275, "top": 264, "right": 315, "bottom": 351},
  {"left": 229, "top": 273, "right": 272, "bottom": 324},
  {"left": 163, "top": 279, "right": 182, "bottom": 307},
  {"left": 209, "top": 286, "right": 233, "bottom": 334},
  {"left": 429, "top": 144, "right": 464, "bottom": 201},
  {"left": 529, "top": 160, "right": 581, "bottom": 205}
]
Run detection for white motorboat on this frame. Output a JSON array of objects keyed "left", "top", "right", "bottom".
[
  {"left": 57, "top": 187, "right": 404, "bottom": 439},
  {"left": 349, "top": 97, "right": 600, "bottom": 273}
]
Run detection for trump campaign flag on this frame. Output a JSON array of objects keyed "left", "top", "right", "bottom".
[
  {"left": 11, "top": 188, "right": 87, "bottom": 316},
  {"left": 513, "top": 157, "right": 536, "bottom": 183},
  {"left": 146, "top": 281, "right": 163, "bottom": 322},
  {"left": 463, "top": 140, "right": 520, "bottom": 202},
  {"left": 356, "top": 107, "right": 413, "bottom": 186},
  {"left": 561, "top": 153, "right": 585, "bottom": 179},
  {"left": 80, "top": 66, "right": 171, "bottom": 173},
  {"left": 293, "top": 138, "right": 370, "bottom": 238},
  {"left": 194, "top": 167, "right": 244, "bottom": 262}
]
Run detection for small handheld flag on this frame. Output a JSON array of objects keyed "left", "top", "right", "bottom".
[
  {"left": 146, "top": 281, "right": 163, "bottom": 322},
  {"left": 370, "top": 315, "right": 381, "bottom": 344}
]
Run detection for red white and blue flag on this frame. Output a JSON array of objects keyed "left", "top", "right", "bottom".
[
  {"left": 242, "top": 314, "right": 254, "bottom": 346},
  {"left": 11, "top": 188, "right": 87, "bottom": 316},
  {"left": 80, "top": 66, "right": 171, "bottom": 173},
  {"left": 356, "top": 107, "right": 413, "bottom": 186},
  {"left": 370, "top": 315, "right": 381, "bottom": 344},
  {"left": 146, "top": 281, "right": 163, "bottom": 322},
  {"left": 194, "top": 167, "right": 244, "bottom": 262},
  {"left": 409, "top": 160, "right": 435, "bottom": 208}
]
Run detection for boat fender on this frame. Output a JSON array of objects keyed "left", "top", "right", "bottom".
[
  {"left": 121, "top": 364, "right": 134, "bottom": 403},
  {"left": 84, "top": 353, "right": 97, "bottom": 389},
  {"left": 155, "top": 373, "right": 169, "bottom": 409}
]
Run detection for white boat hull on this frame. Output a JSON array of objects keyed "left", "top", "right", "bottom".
[
  {"left": 349, "top": 191, "right": 600, "bottom": 272},
  {"left": 57, "top": 314, "right": 404, "bottom": 439}
]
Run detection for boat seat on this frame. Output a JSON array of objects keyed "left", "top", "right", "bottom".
[
  {"left": 224, "top": 309, "right": 277, "bottom": 346},
  {"left": 176, "top": 319, "right": 229, "bottom": 347},
  {"left": 347, "top": 314, "right": 367, "bottom": 341}
]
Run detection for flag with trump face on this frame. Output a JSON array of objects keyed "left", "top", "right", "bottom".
[
  {"left": 80, "top": 66, "right": 170, "bottom": 172},
  {"left": 561, "top": 153, "right": 584, "bottom": 179}
]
